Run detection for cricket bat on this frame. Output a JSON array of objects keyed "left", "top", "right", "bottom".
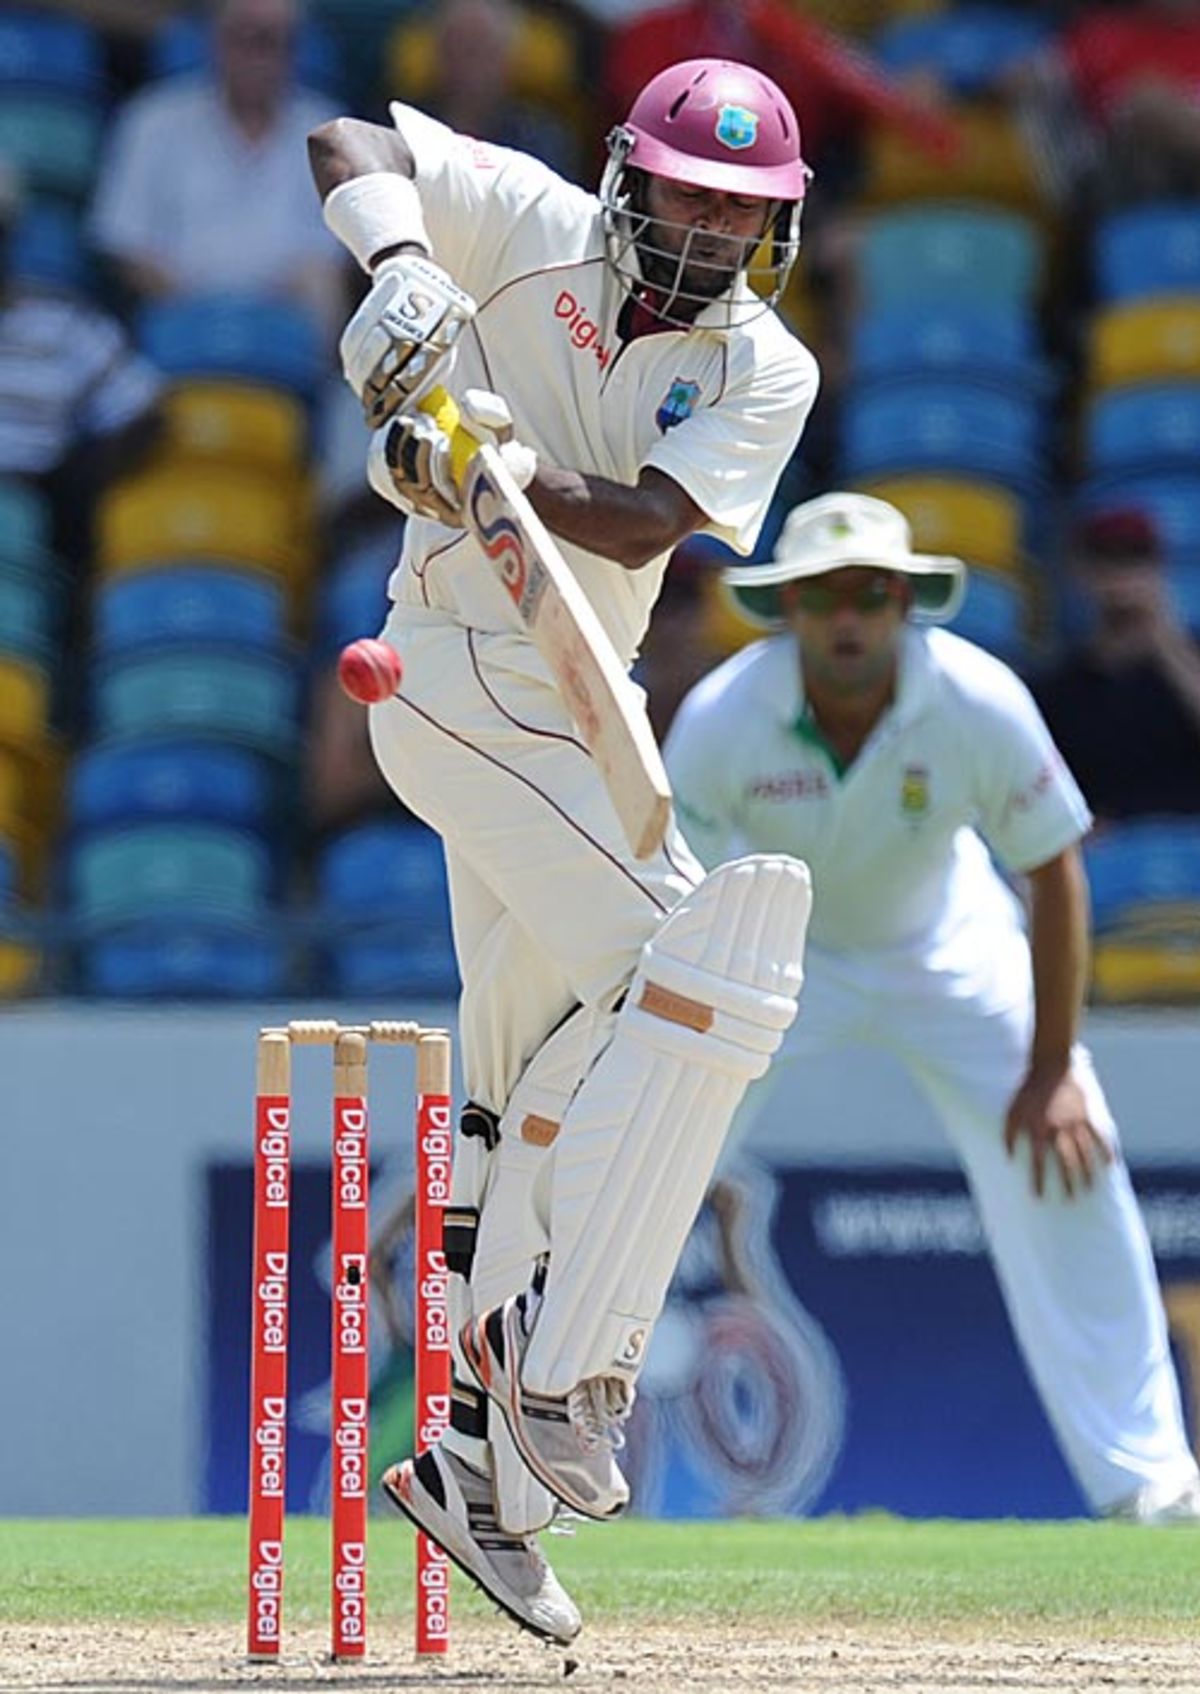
[{"left": 419, "top": 388, "right": 673, "bottom": 861}]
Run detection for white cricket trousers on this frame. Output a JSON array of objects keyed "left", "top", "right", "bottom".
[
  {"left": 727, "top": 914, "right": 1197, "bottom": 1513},
  {"left": 369, "top": 606, "right": 701, "bottom": 1112}
]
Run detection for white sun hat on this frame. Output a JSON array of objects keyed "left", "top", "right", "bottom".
[{"left": 723, "top": 492, "right": 968, "bottom": 627}]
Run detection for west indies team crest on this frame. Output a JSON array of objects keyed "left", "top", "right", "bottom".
[
  {"left": 657, "top": 378, "right": 701, "bottom": 433},
  {"left": 716, "top": 104, "right": 759, "bottom": 150}
]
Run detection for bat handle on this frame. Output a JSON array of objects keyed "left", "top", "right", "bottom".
[{"left": 418, "top": 385, "right": 479, "bottom": 488}]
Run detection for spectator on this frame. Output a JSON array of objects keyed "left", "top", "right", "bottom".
[
  {"left": 1032, "top": 509, "right": 1200, "bottom": 821},
  {"left": 89, "top": 0, "right": 346, "bottom": 340},
  {"left": 1017, "top": 0, "right": 1200, "bottom": 208},
  {"left": 0, "top": 192, "right": 161, "bottom": 560},
  {"left": 416, "top": 0, "right": 580, "bottom": 180}
]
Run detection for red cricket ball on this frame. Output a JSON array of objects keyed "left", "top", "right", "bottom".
[{"left": 337, "top": 637, "right": 403, "bottom": 705}]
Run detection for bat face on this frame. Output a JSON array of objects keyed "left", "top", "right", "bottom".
[{"left": 467, "top": 465, "right": 548, "bottom": 625}]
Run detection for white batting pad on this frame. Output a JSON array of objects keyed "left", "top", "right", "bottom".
[
  {"left": 521, "top": 855, "right": 812, "bottom": 1396},
  {"left": 449, "top": 1003, "right": 609, "bottom": 1534}
]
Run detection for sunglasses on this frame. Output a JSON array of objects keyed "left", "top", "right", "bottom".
[{"left": 790, "top": 575, "right": 906, "bottom": 616}]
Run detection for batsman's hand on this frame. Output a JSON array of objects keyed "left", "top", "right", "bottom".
[
  {"left": 367, "top": 387, "right": 537, "bottom": 524},
  {"left": 340, "top": 254, "right": 476, "bottom": 428},
  {"left": 1003, "top": 1062, "right": 1115, "bottom": 1200}
]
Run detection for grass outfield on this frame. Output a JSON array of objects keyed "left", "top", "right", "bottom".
[{"left": 2, "top": 1516, "right": 1198, "bottom": 1634}]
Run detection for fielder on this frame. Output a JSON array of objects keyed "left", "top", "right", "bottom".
[
  {"left": 665, "top": 491, "right": 1200, "bottom": 1523},
  {"left": 309, "top": 59, "right": 818, "bottom": 1642}
]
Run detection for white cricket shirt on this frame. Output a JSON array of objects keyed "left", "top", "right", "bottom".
[
  {"left": 389, "top": 102, "right": 818, "bottom": 667},
  {"left": 665, "top": 627, "right": 1093, "bottom": 952}
]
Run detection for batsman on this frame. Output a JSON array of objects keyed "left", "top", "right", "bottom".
[{"left": 309, "top": 59, "right": 819, "bottom": 1643}]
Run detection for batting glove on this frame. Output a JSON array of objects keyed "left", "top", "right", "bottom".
[
  {"left": 340, "top": 254, "right": 476, "bottom": 428},
  {"left": 367, "top": 388, "right": 537, "bottom": 524}
]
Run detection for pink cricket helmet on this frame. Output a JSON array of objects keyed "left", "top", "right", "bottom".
[{"left": 620, "top": 58, "right": 810, "bottom": 202}]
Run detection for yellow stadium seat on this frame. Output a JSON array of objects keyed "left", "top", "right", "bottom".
[
  {"left": 1089, "top": 298, "right": 1200, "bottom": 389},
  {"left": 96, "top": 465, "right": 312, "bottom": 587},
  {"left": 860, "top": 103, "right": 1042, "bottom": 215},
  {"left": 161, "top": 383, "right": 308, "bottom": 475},
  {"left": 0, "top": 657, "right": 50, "bottom": 750},
  {"left": 0, "top": 746, "right": 22, "bottom": 829},
  {"left": 859, "top": 476, "right": 1024, "bottom": 574},
  {"left": 1093, "top": 938, "right": 1200, "bottom": 1003},
  {"left": 0, "top": 940, "right": 39, "bottom": 996},
  {"left": 701, "top": 571, "right": 762, "bottom": 658},
  {"left": 388, "top": 7, "right": 578, "bottom": 115}
]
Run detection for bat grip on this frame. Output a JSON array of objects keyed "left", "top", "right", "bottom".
[{"left": 418, "top": 384, "right": 479, "bottom": 488}]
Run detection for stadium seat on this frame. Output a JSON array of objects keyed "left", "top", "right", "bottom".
[
  {"left": 1094, "top": 204, "right": 1200, "bottom": 304},
  {"left": 859, "top": 106, "right": 1041, "bottom": 214},
  {"left": 0, "top": 477, "right": 52, "bottom": 563},
  {"left": 66, "top": 820, "right": 275, "bottom": 931},
  {"left": 91, "top": 650, "right": 298, "bottom": 759},
  {"left": 0, "top": 563, "right": 56, "bottom": 663},
  {"left": 96, "top": 465, "right": 308, "bottom": 584},
  {"left": 0, "top": 937, "right": 39, "bottom": 995},
  {"left": 138, "top": 297, "right": 325, "bottom": 399},
  {"left": 68, "top": 741, "right": 274, "bottom": 835},
  {"left": 1089, "top": 299, "right": 1200, "bottom": 389},
  {"left": 1092, "top": 938, "right": 1200, "bottom": 1003},
  {"left": 160, "top": 383, "right": 308, "bottom": 476},
  {"left": 947, "top": 566, "right": 1029, "bottom": 663},
  {"left": 7, "top": 200, "right": 93, "bottom": 294},
  {"left": 1084, "top": 820, "right": 1200, "bottom": 935},
  {"left": 874, "top": 6, "right": 1053, "bottom": 96},
  {"left": 1084, "top": 386, "right": 1200, "bottom": 479},
  {"left": 92, "top": 567, "right": 287, "bottom": 656},
  {"left": 0, "top": 91, "right": 103, "bottom": 199},
  {"left": 0, "top": 655, "right": 50, "bottom": 748},
  {"left": 858, "top": 207, "right": 1041, "bottom": 312},
  {"left": 840, "top": 379, "right": 1044, "bottom": 491},
  {"left": 316, "top": 820, "right": 458, "bottom": 995},
  {"left": 78, "top": 923, "right": 287, "bottom": 998},
  {"left": 858, "top": 477, "right": 1024, "bottom": 574},
  {"left": 850, "top": 306, "right": 1043, "bottom": 391},
  {"left": 0, "top": 11, "right": 105, "bottom": 97}
]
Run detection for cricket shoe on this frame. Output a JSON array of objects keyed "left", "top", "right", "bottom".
[
  {"left": 1109, "top": 1474, "right": 1200, "bottom": 1525},
  {"left": 459, "top": 1295, "right": 631, "bottom": 1522},
  {"left": 381, "top": 1446, "right": 582, "bottom": 1645}
]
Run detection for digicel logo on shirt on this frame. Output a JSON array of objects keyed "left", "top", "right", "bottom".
[{"left": 555, "top": 290, "right": 611, "bottom": 371}]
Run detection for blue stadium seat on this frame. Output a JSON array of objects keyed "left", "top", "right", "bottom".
[
  {"left": 7, "top": 201, "right": 93, "bottom": 294},
  {"left": 947, "top": 568, "right": 1028, "bottom": 664},
  {"left": 149, "top": 12, "right": 344, "bottom": 96},
  {"left": 68, "top": 741, "right": 273, "bottom": 834},
  {"left": 873, "top": 5, "right": 1052, "bottom": 96},
  {"left": 0, "top": 563, "right": 56, "bottom": 662},
  {"left": 315, "top": 530, "right": 399, "bottom": 660},
  {"left": 317, "top": 820, "right": 458, "bottom": 994},
  {"left": 0, "top": 833, "right": 15, "bottom": 904},
  {"left": 92, "top": 650, "right": 298, "bottom": 759},
  {"left": 92, "top": 567, "right": 287, "bottom": 656},
  {"left": 841, "top": 379, "right": 1044, "bottom": 491},
  {"left": 850, "top": 307, "right": 1043, "bottom": 390},
  {"left": 0, "top": 11, "right": 105, "bottom": 96},
  {"left": 1085, "top": 386, "right": 1200, "bottom": 479},
  {"left": 79, "top": 922, "right": 287, "bottom": 998},
  {"left": 67, "top": 820, "right": 275, "bottom": 931},
  {"left": 138, "top": 296, "right": 325, "bottom": 399},
  {"left": 0, "top": 477, "right": 52, "bottom": 563},
  {"left": 859, "top": 208, "right": 1041, "bottom": 312},
  {"left": 1094, "top": 204, "right": 1200, "bottom": 304},
  {"left": 0, "top": 91, "right": 104, "bottom": 199},
  {"left": 1085, "top": 821, "right": 1200, "bottom": 935}
]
